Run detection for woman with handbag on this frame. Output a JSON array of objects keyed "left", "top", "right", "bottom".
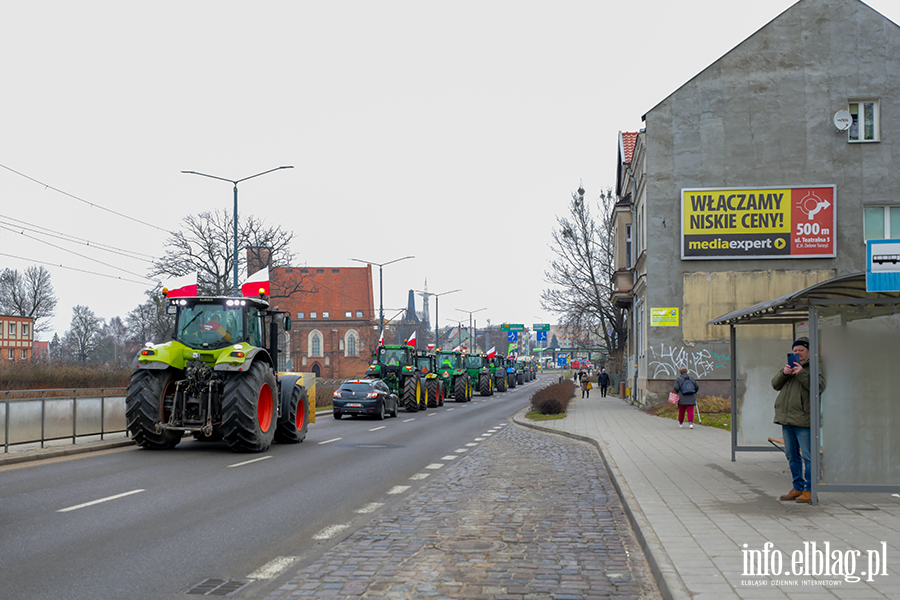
[
  {"left": 673, "top": 367, "right": 699, "bottom": 428},
  {"left": 580, "top": 372, "right": 592, "bottom": 398}
]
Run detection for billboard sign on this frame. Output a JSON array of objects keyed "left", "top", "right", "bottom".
[
  {"left": 681, "top": 185, "right": 836, "bottom": 259},
  {"left": 650, "top": 308, "right": 679, "bottom": 326}
]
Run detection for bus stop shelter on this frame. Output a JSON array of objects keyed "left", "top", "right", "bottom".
[{"left": 709, "top": 272, "right": 900, "bottom": 504}]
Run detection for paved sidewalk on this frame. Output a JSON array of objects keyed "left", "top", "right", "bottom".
[{"left": 520, "top": 393, "right": 900, "bottom": 599}]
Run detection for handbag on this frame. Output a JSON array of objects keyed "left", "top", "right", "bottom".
[
  {"left": 668, "top": 391, "right": 679, "bottom": 404},
  {"left": 586, "top": 382, "right": 593, "bottom": 390}
]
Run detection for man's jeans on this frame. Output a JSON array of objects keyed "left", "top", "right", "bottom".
[{"left": 782, "top": 424, "right": 812, "bottom": 492}]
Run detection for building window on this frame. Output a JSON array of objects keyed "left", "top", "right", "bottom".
[
  {"left": 849, "top": 100, "right": 879, "bottom": 142},
  {"left": 625, "top": 224, "right": 633, "bottom": 269},
  {"left": 7, "top": 349, "right": 13, "bottom": 360},
  {"left": 322, "top": 312, "right": 329, "bottom": 319},
  {"left": 21, "top": 349, "right": 26, "bottom": 359},
  {"left": 22, "top": 324, "right": 29, "bottom": 337},
  {"left": 8, "top": 323, "right": 15, "bottom": 335},
  {"left": 864, "top": 206, "right": 900, "bottom": 240},
  {"left": 311, "top": 334, "right": 321, "bottom": 357},
  {"left": 348, "top": 333, "right": 358, "bottom": 356},
  {"left": 356, "top": 311, "right": 363, "bottom": 318},
  {"left": 311, "top": 312, "right": 317, "bottom": 319},
  {"left": 345, "top": 311, "right": 352, "bottom": 318},
  {"left": 297, "top": 312, "right": 305, "bottom": 319}
]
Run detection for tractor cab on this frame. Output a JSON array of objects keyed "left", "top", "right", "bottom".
[{"left": 171, "top": 297, "right": 267, "bottom": 351}]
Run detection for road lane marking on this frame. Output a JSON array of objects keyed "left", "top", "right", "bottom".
[
  {"left": 446, "top": 408, "right": 455, "bottom": 411},
  {"left": 58, "top": 489, "right": 144, "bottom": 513},
  {"left": 481, "top": 433, "right": 493, "bottom": 437},
  {"left": 318, "top": 437, "right": 342, "bottom": 445},
  {"left": 313, "top": 524, "right": 349, "bottom": 539},
  {"left": 474, "top": 437, "right": 485, "bottom": 441},
  {"left": 466, "top": 443, "right": 478, "bottom": 447},
  {"left": 409, "top": 473, "right": 430, "bottom": 480},
  {"left": 425, "top": 463, "right": 444, "bottom": 469},
  {"left": 427, "top": 413, "right": 436, "bottom": 416},
  {"left": 228, "top": 456, "right": 272, "bottom": 468},
  {"left": 441, "top": 455, "right": 457, "bottom": 460},
  {"left": 357, "top": 502, "right": 384, "bottom": 513},
  {"left": 403, "top": 418, "right": 415, "bottom": 422},
  {"left": 455, "top": 448, "right": 468, "bottom": 453},
  {"left": 248, "top": 556, "right": 299, "bottom": 579},
  {"left": 388, "top": 485, "right": 410, "bottom": 494},
  {"left": 369, "top": 426, "right": 386, "bottom": 431}
]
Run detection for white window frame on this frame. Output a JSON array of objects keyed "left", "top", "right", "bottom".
[
  {"left": 848, "top": 100, "right": 880, "bottom": 143},
  {"left": 863, "top": 206, "right": 900, "bottom": 240},
  {"left": 308, "top": 330, "right": 323, "bottom": 357}
]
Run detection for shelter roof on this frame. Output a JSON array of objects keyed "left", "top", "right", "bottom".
[{"left": 708, "top": 273, "right": 900, "bottom": 326}]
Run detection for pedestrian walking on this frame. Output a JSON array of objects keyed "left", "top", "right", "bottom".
[
  {"left": 580, "top": 371, "right": 591, "bottom": 398},
  {"left": 772, "top": 336, "right": 826, "bottom": 504},
  {"left": 598, "top": 368, "right": 611, "bottom": 397},
  {"left": 673, "top": 367, "right": 699, "bottom": 428}
]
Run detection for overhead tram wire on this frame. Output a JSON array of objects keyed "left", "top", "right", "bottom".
[
  {"left": 0, "top": 214, "right": 157, "bottom": 263},
  {"left": 0, "top": 162, "right": 174, "bottom": 235},
  {"left": 0, "top": 222, "right": 154, "bottom": 281},
  {"left": 0, "top": 252, "right": 153, "bottom": 286}
]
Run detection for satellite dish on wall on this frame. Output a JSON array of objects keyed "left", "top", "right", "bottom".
[{"left": 833, "top": 109, "right": 852, "bottom": 132}]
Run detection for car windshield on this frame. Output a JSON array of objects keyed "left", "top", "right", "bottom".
[
  {"left": 176, "top": 303, "right": 244, "bottom": 349},
  {"left": 378, "top": 348, "right": 407, "bottom": 367}
]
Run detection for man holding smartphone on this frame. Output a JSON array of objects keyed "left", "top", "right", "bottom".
[{"left": 771, "top": 336, "right": 826, "bottom": 504}]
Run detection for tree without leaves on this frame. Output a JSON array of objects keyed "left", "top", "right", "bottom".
[
  {"left": 0, "top": 265, "right": 58, "bottom": 336},
  {"left": 541, "top": 186, "right": 627, "bottom": 362},
  {"left": 62, "top": 305, "right": 104, "bottom": 363},
  {"left": 126, "top": 289, "right": 175, "bottom": 346},
  {"left": 149, "top": 209, "right": 314, "bottom": 297}
]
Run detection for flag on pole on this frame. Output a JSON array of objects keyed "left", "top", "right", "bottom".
[
  {"left": 241, "top": 267, "right": 270, "bottom": 297},
  {"left": 487, "top": 346, "right": 496, "bottom": 359},
  {"left": 427, "top": 343, "right": 435, "bottom": 351},
  {"left": 161, "top": 273, "right": 197, "bottom": 298},
  {"left": 378, "top": 330, "right": 384, "bottom": 345},
  {"left": 407, "top": 331, "right": 417, "bottom": 347},
  {"left": 452, "top": 346, "right": 461, "bottom": 352}
]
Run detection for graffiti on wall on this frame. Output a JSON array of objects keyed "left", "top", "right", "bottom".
[{"left": 648, "top": 344, "right": 730, "bottom": 378}]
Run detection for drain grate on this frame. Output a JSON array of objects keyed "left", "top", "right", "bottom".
[
  {"left": 186, "top": 578, "right": 251, "bottom": 596},
  {"left": 436, "top": 539, "right": 507, "bottom": 553}
]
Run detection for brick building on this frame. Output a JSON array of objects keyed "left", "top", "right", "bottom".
[
  {"left": 1, "top": 315, "right": 34, "bottom": 361},
  {"left": 270, "top": 264, "right": 377, "bottom": 379}
]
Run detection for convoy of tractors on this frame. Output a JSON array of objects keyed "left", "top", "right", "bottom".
[{"left": 125, "top": 290, "right": 538, "bottom": 454}]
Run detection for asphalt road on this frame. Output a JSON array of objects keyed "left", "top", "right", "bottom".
[{"left": 0, "top": 377, "right": 540, "bottom": 600}]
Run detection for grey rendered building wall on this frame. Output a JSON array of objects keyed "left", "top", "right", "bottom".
[{"left": 637, "top": 0, "right": 900, "bottom": 402}]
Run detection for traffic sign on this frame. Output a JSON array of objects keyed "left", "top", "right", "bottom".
[
  {"left": 500, "top": 323, "right": 525, "bottom": 332},
  {"left": 507, "top": 331, "right": 518, "bottom": 342},
  {"left": 536, "top": 331, "right": 548, "bottom": 342},
  {"left": 556, "top": 352, "right": 568, "bottom": 367},
  {"left": 533, "top": 324, "right": 550, "bottom": 331}
]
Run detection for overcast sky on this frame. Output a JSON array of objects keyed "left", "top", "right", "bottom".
[{"left": 3, "top": 0, "right": 898, "bottom": 341}]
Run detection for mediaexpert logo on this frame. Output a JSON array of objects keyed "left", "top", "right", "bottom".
[{"left": 741, "top": 541, "right": 889, "bottom": 585}]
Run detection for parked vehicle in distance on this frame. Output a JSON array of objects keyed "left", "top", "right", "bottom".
[{"left": 333, "top": 379, "right": 398, "bottom": 420}]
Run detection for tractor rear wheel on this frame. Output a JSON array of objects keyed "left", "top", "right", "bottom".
[
  {"left": 496, "top": 374, "right": 507, "bottom": 392},
  {"left": 479, "top": 373, "right": 491, "bottom": 396},
  {"left": 402, "top": 376, "right": 421, "bottom": 412},
  {"left": 508, "top": 373, "right": 517, "bottom": 388},
  {"left": 275, "top": 384, "right": 309, "bottom": 444},
  {"left": 221, "top": 361, "right": 277, "bottom": 452},
  {"left": 517, "top": 372, "right": 524, "bottom": 385},
  {"left": 126, "top": 369, "right": 184, "bottom": 449},
  {"left": 454, "top": 376, "right": 468, "bottom": 402}
]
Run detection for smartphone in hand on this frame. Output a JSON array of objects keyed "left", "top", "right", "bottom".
[{"left": 787, "top": 353, "right": 799, "bottom": 368}]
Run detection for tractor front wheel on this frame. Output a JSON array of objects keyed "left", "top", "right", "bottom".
[
  {"left": 479, "top": 373, "right": 492, "bottom": 396},
  {"left": 426, "top": 379, "right": 440, "bottom": 408},
  {"left": 221, "top": 361, "right": 277, "bottom": 452},
  {"left": 402, "top": 376, "right": 421, "bottom": 412},
  {"left": 454, "top": 376, "right": 468, "bottom": 402},
  {"left": 125, "top": 369, "right": 184, "bottom": 449}
]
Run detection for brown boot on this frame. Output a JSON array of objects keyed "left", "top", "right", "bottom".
[
  {"left": 779, "top": 489, "right": 802, "bottom": 501},
  {"left": 795, "top": 491, "right": 812, "bottom": 504}
]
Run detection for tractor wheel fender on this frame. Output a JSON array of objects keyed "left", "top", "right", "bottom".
[{"left": 214, "top": 347, "right": 273, "bottom": 372}]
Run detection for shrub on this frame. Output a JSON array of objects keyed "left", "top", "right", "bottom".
[
  {"left": 530, "top": 378, "right": 575, "bottom": 415},
  {"left": 0, "top": 361, "right": 131, "bottom": 391}
]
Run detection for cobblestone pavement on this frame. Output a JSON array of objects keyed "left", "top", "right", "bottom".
[{"left": 259, "top": 422, "right": 661, "bottom": 600}]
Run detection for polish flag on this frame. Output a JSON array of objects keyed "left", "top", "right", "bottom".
[
  {"left": 487, "top": 346, "right": 496, "bottom": 359},
  {"left": 427, "top": 343, "right": 435, "bottom": 351},
  {"left": 407, "top": 331, "right": 417, "bottom": 347},
  {"left": 378, "top": 330, "right": 384, "bottom": 345},
  {"left": 452, "top": 345, "right": 461, "bottom": 352},
  {"left": 162, "top": 273, "right": 197, "bottom": 298},
  {"left": 241, "top": 267, "right": 270, "bottom": 297}
]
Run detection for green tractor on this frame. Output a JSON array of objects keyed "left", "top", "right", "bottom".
[
  {"left": 488, "top": 355, "right": 508, "bottom": 392},
  {"left": 436, "top": 350, "right": 472, "bottom": 402},
  {"left": 463, "top": 353, "right": 493, "bottom": 396},
  {"left": 416, "top": 350, "right": 445, "bottom": 408},
  {"left": 365, "top": 344, "right": 423, "bottom": 412},
  {"left": 126, "top": 295, "right": 312, "bottom": 453}
]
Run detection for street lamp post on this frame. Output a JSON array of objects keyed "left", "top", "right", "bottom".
[
  {"left": 414, "top": 288, "right": 461, "bottom": 350},
  {"left": 182, "top": 165, "right": 293, "bottom": 295},
  {"left": 456, "top": 307, "right": 487, "bottom": 353},
  {"left": 350, "top": 256, "right": 414, "bottom": 344}
]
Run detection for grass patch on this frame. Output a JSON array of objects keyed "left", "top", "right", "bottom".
[
  {"left": 645, "top": 395, "right": 732, "bottom": 431},
  {"left": 525, "top": 410, "right": 567, "bottom": 421}
]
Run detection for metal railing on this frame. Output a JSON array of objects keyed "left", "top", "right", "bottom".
[{"left": 1, "top": 388, "right": 127, "bottom": 453}]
